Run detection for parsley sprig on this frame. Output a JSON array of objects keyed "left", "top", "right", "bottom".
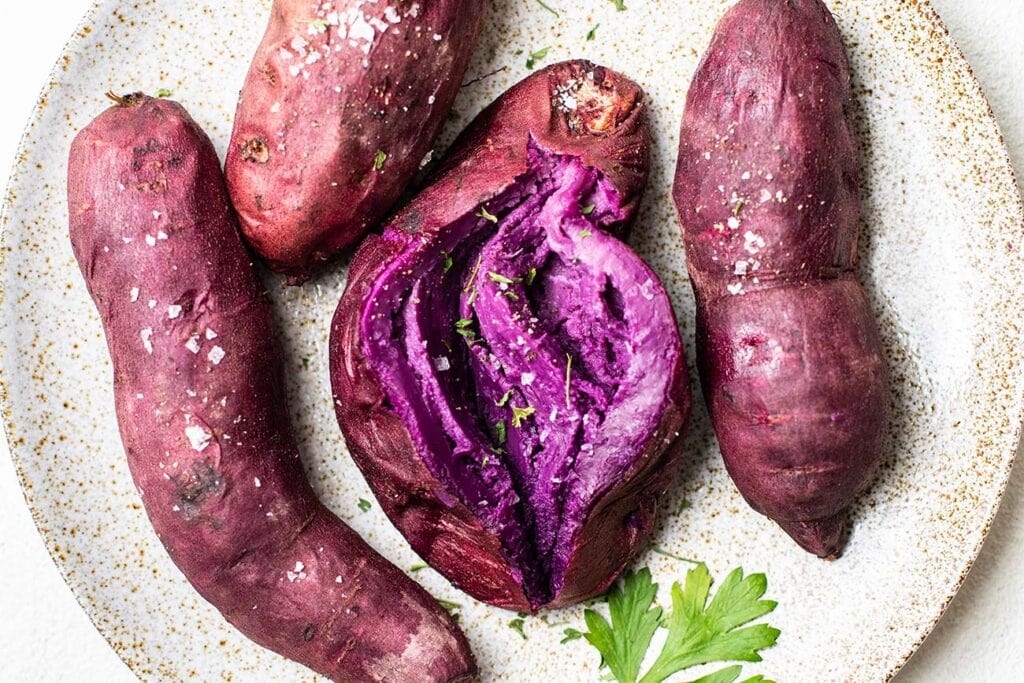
[{"left": 578, "top": 565, "right": 779, "bottom": 683}]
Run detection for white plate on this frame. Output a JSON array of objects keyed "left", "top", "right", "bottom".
[{"left": 2, "top": 0, "right": 1023, "bottom": 681}]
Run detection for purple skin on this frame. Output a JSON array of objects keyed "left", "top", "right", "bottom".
[
  {"left": 360, "top": 142, "right": 683, "bottom": 606},
  {"left": 673, "top": 0, "right": 890, "bottom": 557},
  {"left": 68, "top": 94, "right": 475, "bottom": 681}
]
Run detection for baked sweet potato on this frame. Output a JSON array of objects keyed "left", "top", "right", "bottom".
[
  {"left": 68, "top": 93, "right": 475, "bottom": 681},
  {"left": 673, "top": 0, "right": 889, "bottom": 558},
  {"left": 331, "top": 62, "right": 691, "bottom": 611},
  {"left": 225, "top": 0, "right": 485, "bottom": 278}
]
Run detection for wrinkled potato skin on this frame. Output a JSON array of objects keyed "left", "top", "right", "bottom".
[
  {"left": 68, "top": 95, "right": 475, "bottom": 682},
  {"left": 331, "top": 62, "right": 691, "bottom": 611},
  {"left": 673, "top": 0, "right": 889, "bottom": 558},
  {"left": 226, "top": 0, "right": 485, "bottom": 278}
]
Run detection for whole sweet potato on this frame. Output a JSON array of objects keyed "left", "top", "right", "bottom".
[
  {"left": 331, "top": 62, "right": 692, "bottom": 611},
  {"left": 68, "top": 93, "right": 475, "bottom": 681},
  {"left": 673, "top": 0, "right": 889, "bottom": 558},
  {"left": 225, "top": 0, "right": 485, "bottom": 278}
]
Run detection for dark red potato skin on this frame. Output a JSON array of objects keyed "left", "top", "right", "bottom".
[
  {"left": 225, "top": 0, "right": 485, "bottom": 278},
  {"left": 673, "top": 0, "right": 889, "bottom": 558},
  {"left": 332, "top": 62, "right": 691, "bottom": 611},
  {"left": 68, "top": 95, "right": 475, "bottom": 682}
]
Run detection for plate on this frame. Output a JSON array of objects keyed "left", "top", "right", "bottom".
[{"left": 2, "top": 0, "right": 1023, "bottom": 681}]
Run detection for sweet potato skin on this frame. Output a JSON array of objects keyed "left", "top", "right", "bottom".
[
  {"left": 673, "top": 0, "right": 889, "bottom": 557},
  {"left": 225, "top": 0, "right": 485, "bottom": 278},
  {"left": 68, "top": 94, "right": 475, "bottom": 682},
  {"left": 331, "top": 62, "right": 691, "bottom": 611}
]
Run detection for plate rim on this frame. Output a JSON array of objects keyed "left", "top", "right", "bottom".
[{"left": 1, "top": 1, "right": 1022, "bottom": 681}]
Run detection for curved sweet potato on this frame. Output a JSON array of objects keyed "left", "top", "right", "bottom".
[
  {"left": 68, "top": 93, "right": 475, "bottom": 681},
  {"left": 331, "top": 62, "right": 691, "bottom": 611},
  {"left": 673, "top": 0, "right": 889, "bottom": 558},
  {"left": 225, "top": 0, "right": 485, "bottom": 278}
]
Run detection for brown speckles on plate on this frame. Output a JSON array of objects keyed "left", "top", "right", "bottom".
[{"left": 1, "top": 0, "right": 1023, "bottom": 682}]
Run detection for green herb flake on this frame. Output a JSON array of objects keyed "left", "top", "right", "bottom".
[
  {"left": 581, "top": 203, "right": 597, "bottom": 215},
  {"left": 494, "top": 420, "right": 508, "bottom": 445},
  {"left": 437, "top": 599, "right": 462, "bottom": 614},
  {"left": 651, "top": 547, "right": 699, "bottom": 564},
  {"left": 678, "top": 498, "right": 693, "bottom": 514},
  {"left": 580, "top": 229, "right": 593, "bottom": 239},
  {"left": 154, "top": 88, "right": 173, "bottom": 99},
  {"left": 464, "top": 253, "right": 484, "bottom": 293},
  {"left": 496, "top": 390, "right": 515, "bottom": 407},
  {"left": 373, "top": 149, "right": 388, "bottom": 172},
  {"left": 565, "top": 354, "right": 573, "bottom": 409},
  {"left": 733, "top": 198, "right": 746, "bottom": 217},
  {"left": 455, "top": 318, "right": 474, "bottom": 330},
  {"left": 488, "top": 271, "right": 520, "bottom": 285},
  {"left": 578, "top": 565, "right": 780, "bottom": 683},
  {"left": 476, "top": 206, "right": 499, "bottom": 223},
  {"left": 441, "top": 251, "right": 454, "bottom": 273},
  {"left": 409, "top": 562, "right": 428, "bottom": 572},
  {"left": 526, "top": 46, "right": 550, "bottom": 69},
  {"left": 301, "top": 357, "right": 310, "bottom": 370},
  {"left": 511, "top": 405, "right": 536, "bottom": 428},
  {"left": 509, "top": 617, "right": 528, "bottom": 640},
  {"left": 525, "top": 267, "right": 538, "bottom": 286},
  {"left": 536, "top": 0, "right": 559, "bottom": 17},
  {"left": 303, "top": 18, "right": 329, "bottom": 32},
  {"left": 357, "top": 498, "right": 372, "bottom": 512},
  {"left": 561, "top": 628, "right": 584, "bottom": 644},
  {"left": 586, "top": 24, "right": 600, "bottom": 41},
  {"left": 611, "top": 0, "right": 626, "bottom": 11}
]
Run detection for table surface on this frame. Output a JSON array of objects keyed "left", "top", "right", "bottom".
[{"left": 1, "top": 1, "right": 1022, "bottom": 680}]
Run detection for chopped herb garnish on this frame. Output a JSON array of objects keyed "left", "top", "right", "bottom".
[
  {"left": 301, "top": 357, "right": 310, "bottom": 370},
  {"left": 494, "top": 420, "right": 508, "bottom": 445},
  {"left": 496, "top": 390, "right": 514, "bottom": 407},
  {"left": 373, "top": 149, "right": 388, "bottom": 172},
  {"left": 580, "top": 229, "right": 593, "bottom": 238},
  {"left": 357, "top": 498, "right": 372, "bottom": 512},
  {"left": 437, "top": 598, "right": 462, "bottom": 614},
  {"left": 302, "top": 18, "right": 329, "bottom": 32},
  {"left": 525, "top": 267, "right": 538, "bottom": 286},
  {"left": 526, "top": 46, "right": 550, "bottom": 69},
  {"left": 154, "top": 88, "right": 173, "bottom": 99},
  {"left": 733, "top": 198, "right": 746, "bottom": 216},
  {"left": 577, "top": 565, "right": 779, "bottom": 683},
  {"left": 509, "top": 617, "right": 528, "bottom": 639},
  {"left": 504, "top": 290, "right": 520, "bottom": 301},
  {"left": 565, "top": 354, "right": 573, "bottom": 409},
  {"left": 586, "top": 24, "right": 600, "bottom": 41},
  {"left": 581, "top": 203, "right": 596, "bottom": 215},
  {"left": 476, "top": 206, "right": 499, "bottom": 223},
  {"left": 561, "top": 628, "right": 584, "bottom": 644},
  {"left": 455, "top": 318, "right": 474, "bottom": 330},
  {"left": 677, "top": 499, "right": 692, "bottom": 514},
  {"left": 464, "top": 253, "right": 484, "bottom": 293},
  {"left": 536, "top": 0, "right": 559, "bottom": 17},
  {"left": 409, "top": 562, "right": 428, "bottom": 572},
  {"left": 488, "top": 271, "right": 520, "bottom": 285},
  {"left": 611, "top": 0, "right": 626, "bottom": 11},
  {"left": 511, "top": 405, "right": 536, "bottom": 428},
  {"left": 651, "top": 547, "right": 699, "bottom": 564},
  {"left": 441, "top": 250, "right": 453, "bottom": 273}
]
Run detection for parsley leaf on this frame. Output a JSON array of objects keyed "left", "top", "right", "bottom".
[
  {"left": 511, "top": 405, "right": 536, "bottom": 428},
  {"left": 583, "top": 569, "right": 662, "bottom": 683},
  {"left": 587, "top": 24, "right": 600, "bottom": 41},
  {"left": 581, "top": 203, "right": 597, "bottom": 215},
  {"left": 154, "top": 88, "right": 173, "bottom": 99},
  {"left": 476, "top": 206, "right": 499, "bottom": 223},
  {"left": 373, "top": 149, "right": 388, "bottom": 172},
  {"left": 496, "top": 389, "right": 515, "bottom": 407},
  {"left": 580, "top": 229, "right": 593, "bottom": 238},
  {"left": 494, "top": 421, "right": 508, "bottom": 445},
  {"left": 488, "top": 271, "right": 520, "bottom": 285},
  {"left": 561, "top": 628, "right": 584, "bottom": 644},
  {"left": 611, "top": 0, "right": 626, "bottom": 11},
  {"left": 437, "top": 598, "right": 462, "bottom": 613},
  {"left": 441, "top": 251, "right": 453, "bottom": 273},
  {"left": 357, "top": 498, "right": 372, "bottom": 512},
  {"left": 409, "top": 562, "right": 428, "bottom": 572},
  {"left": 509, "top": 617, "right": 528, "bottom": 639},
  {"left": 577, "top": 565, "right": 779, "bottom": 683},
  {"left": 526, "top": 46, "right": 550, "bottom": 69}
]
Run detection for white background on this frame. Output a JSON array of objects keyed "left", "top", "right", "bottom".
[{"left": 1, "top": 1, "right": 1022, "bottom": 681}]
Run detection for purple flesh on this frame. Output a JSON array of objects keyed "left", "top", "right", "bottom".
[{"left": 360, "top": 143, "right": 678, "bottom": 606}]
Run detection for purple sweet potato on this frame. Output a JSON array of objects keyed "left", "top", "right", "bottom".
[
  {"left": 673, "top": 0, "right": 889, "bottom": 558},
  {"left": 331, "top": 62, "right": 692, "bottom": 611},
  {"left": 225, "top": 0, "right": 485, "bottom": 278},
  {"left": 68, "top": 93, "right": 475, "bottom": 681}
]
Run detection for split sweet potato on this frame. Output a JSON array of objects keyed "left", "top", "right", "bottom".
[
  {"left": 226, "top": 0, "right": 485, "bottom": 278},
  {"left": 331, "top": 62, "right": 692, "bottom": 611},
  {"left": 673, "top": 0, "right": 889, "bottom": 558},
  {"left": 68, "top": 93, "right": 475, "bottom": 681}
]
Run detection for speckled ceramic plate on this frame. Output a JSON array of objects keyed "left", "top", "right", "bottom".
[{"left": 2, "top": 0, "right": 1023, "bottom": 681}]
